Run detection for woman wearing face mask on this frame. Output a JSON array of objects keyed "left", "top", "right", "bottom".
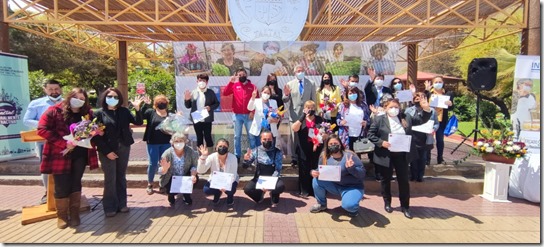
[
  {"left": 141, "top": 94, "right": 173, "bottom": 195},
  {"left": 158, "top": 132, "right": 199, "bottom": 207},
  {"left": 368, "top": 98, "right": 431, "bottom": 219},
  {"left": 291, "top": 100, "right": 325, "bottom": 197},
  {"left": 424, "top": 76, "right": 454, "bottom": 165},
  {"left": 265, "top": 73, "right": 284, "bottom": 110},
  {"left": 364, "top": 71, "right": 392, "bottom": 108},
  {"left": 309, "top": 135, "right": 366, "bottom": 217},
  {"left": 316, "top": 72, "right": 341, "bottom": 131},
  {"left": 197, "top": 139, "right": 239, "bottom": 206},
  {"left": 93, "top": 87, "right": 144, "bottom": 217},
  {"left": 248, "top": 86, "right": 280, "bottom": 148},
  {"left": 184, "top": 74, "right": 220, "bottom": 152},
  {"left": 37, "top": 87, "right": 99, "bottom": 229},
  {"left": 337, "top": 87, "right": 371, "bottom": 150}
]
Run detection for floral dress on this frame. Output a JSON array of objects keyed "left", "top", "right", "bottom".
[{"left": 336, "top": 102, "right": 371, "bottom": 148}]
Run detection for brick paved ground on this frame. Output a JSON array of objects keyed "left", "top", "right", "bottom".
[{"left": 0, "top": 185, "right": 539, "bottom": 243}]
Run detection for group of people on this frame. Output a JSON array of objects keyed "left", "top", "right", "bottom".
[{"left": 25, "top": 66, "right": 454, "bottom": 229}]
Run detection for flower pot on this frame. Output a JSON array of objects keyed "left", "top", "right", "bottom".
[{"left": 482, "top": 153, "right": 515, "bottom": 164}]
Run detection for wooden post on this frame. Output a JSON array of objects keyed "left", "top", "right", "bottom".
[
  {"left": 0, "top": 1, "right": 10, "bottom": 52},
  {"left": 117, "top": 41, "right": 129, "bottom": 107}
]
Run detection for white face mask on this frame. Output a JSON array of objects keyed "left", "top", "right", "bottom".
[
  {"left": 349, "top": 82, "right": 358, "bottom": 87},
  {"left": 70, "top": 98, "right": 85, "bottom": 108},
  {"left": 296, "top": 72, "right": 305, "bottom": 80},
  {"left": 433, "top": 83, "right": 443, "bottom": 90},
  {"left": 387, "top": 107, "right": 399, "bottom": 117},
  {"left": 265, "top": 48, "right": 277, "bottom": 56},
  {"left": 197, "top": 81, "right": 207, "bottom": 89},
  {"left": 173, "top": 142, "right": 185, "bottom": 150},
  {"left": 523, "top": 85, "right": 532, "bottom": 92},
  {"left": 48, "top": 95, "right": 62, "bottom": 102},
  {"left": 374, "top": 79, "right": 384, "bottom": 87},
  {"left": 261, "top": 93, "right": 270, "bottom": 100}
]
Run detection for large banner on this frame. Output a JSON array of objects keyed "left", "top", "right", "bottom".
[
  {"left": 0, "top": 52, "right": 33, "bottom": 162},
  {"left": 509, "top": 55, "right": 540, "bottom": 203},
  {"left": 173, "top": 41, "right": 401, "bottom": 123}
]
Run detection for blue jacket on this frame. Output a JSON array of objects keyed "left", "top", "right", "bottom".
[{"left": 317, "top": 151, "right": 366, "bottom": 188}]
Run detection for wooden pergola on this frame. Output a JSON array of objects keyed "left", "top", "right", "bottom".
[{"left": 0, "top": 0, "right": 540, "bottom": 100}]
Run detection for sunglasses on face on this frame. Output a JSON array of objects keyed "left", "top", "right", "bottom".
[{"left": 106, "top": 95, "right": 119, "bottom": 99}]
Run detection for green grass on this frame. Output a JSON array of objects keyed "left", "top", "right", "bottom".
[{"left": 457, "top": 121, "right": 484, "bottom": 137}]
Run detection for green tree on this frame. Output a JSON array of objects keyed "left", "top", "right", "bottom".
[
  {"left": 27, "top": 70, "right": 50, "bottom": 100},
  {"left": 128, "top": 67, "right": 176, "bottom": 108}
]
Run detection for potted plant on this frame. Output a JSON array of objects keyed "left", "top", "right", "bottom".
[{"left": 473, "top": 113, "right": 528, "bottom": 164}]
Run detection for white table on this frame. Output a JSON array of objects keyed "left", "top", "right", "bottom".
[{"left": 481, "top": 161, "right": 512, "bottom": 203}]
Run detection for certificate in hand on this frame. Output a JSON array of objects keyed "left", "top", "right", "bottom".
[
  {"left": 396, "top": 90, "right": 413, "bottom": 103},
  {"left": 388, "top": 134, "right": 412, "bottom": 152},
  {"left": 256, "top": 176, "right": 279, "bottom": 190},
  {"left": 429, "top": 94, "right": 451, "bottom": 109},
  {"left": 170, "top": 176, "right": 193, "bottom": 194},
  {"left": 210, "top": 171, "right": 234, "bottom": 191},
  {"left": 318, "top": 165, "right": 341, "bottom": 182},
  {"left": 191, "top": 109, "right": 210, "bottom": 123},
  {"left": 412, "top": 120, "right": 435, "bottom": 134}
]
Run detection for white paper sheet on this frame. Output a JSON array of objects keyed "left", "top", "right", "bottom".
[
  {"left": 412, "top": 120, "right": 435, "bottom": 134},
  {"left": 255, "top": 176, "right": 279, "bottom": 190},
  {"left": 318, "top": 165, "right": 341, "bottom": 182},
  {"left": 170, "top": 176, "right": 193, "bottom": 194},
  {"left": 429, "top": 94, "right": 451, "bottom": 109},
  {"left": 63, "top": 135, "right": 93, "bottom": 149},
  {"left": 388, "top": 133, "right": 412, "bottom": 152},
  {"left": 345, "top": 105, "right": 365, "bottom": 136},
  {"left": 209, "top": 171, "right": 234, "bottom": 191},
  {"left": 396, "top": 90, "right": 413, "bottom": 103},
  {"left": 191, "top": 109, "right": 210, "bottom": 123}
]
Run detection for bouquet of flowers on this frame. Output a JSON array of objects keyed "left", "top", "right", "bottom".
[
  {"left": 473, "top": 113, "right": 527, "bottom": 160},
  {"left": 261, "top": 105, "right": 285, "bottom": 131},
  {"left": 156, "top": 113, "right": 190, "bottom": 135},
  {"left": 62, "top": 115, "right": 105, "bottom": 155},
  {"left": 319, "top": 94, "right": 337, "bottom": 120}
]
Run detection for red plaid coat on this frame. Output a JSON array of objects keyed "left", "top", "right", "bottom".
[{"left": 37, "top": 103, "right": 99, "bottom": 174}]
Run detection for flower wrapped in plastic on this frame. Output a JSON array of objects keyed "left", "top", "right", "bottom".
[
  {"left": 156, "top": 113, "right": 190, "bottom": 135},
  {"left": 62, "top": 115, "right": 105, "bottom": 155},
  {"left": 261, "top": 105, "right": 286, "bottom": 131},
  {"left": 319, "top": 94, "right": 337, "bottom": 120}
]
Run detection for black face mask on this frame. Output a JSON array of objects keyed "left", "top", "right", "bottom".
[
  {"left": 157, "top": 103, "right": 167, "bottom": 110},
  {"left": 308, "top": 110, "right": 316, "bottom": 116},
  {"left": 262, "top": 140, "right": 273, "bottom": 149},
  {"left": 217, "top": 146, "right": 228, "bottom": 155},
  {"left": 239, "top": 76, "right": 247, "bottom": 83},
  {"left": 323, "top": 79, "right": 331, "bottom": 85},
  {"left": 414, "top": 101, "right": 421, "bottom": 108},
  {"left": 267, "top": 80, "right": 277, "bottom": 86},
  {"left": 328, "top": 144, "right": 341, "bottom": 153}
]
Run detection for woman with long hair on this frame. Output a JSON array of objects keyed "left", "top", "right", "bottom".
[
  {"left": 336, "top": 86, "right": 371, "bottom": 150},
  {"left": 93, "top": 88, "right": 144, "bottom": 217},
  {"left": 316, "top": 72, "right": 341, "bottom": 132},
  {"left": 37, "top": 87, "right": 99, "bottom": 228}
]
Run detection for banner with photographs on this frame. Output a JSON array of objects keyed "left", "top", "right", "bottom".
[
  {"left": 173, "top": 41, "right": 400, "bottom": 124},
  {"left": 0, "top": 52, "right": 33, "bottom": 162},
  {"left": 508, "top": 55, "right": 540, "bottom": 203}
]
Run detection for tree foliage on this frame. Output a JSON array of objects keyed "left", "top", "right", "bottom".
[{"left": 128, "top": 67, "right": 176, "bottom": 108}]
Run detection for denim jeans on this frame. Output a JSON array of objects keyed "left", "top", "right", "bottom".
[
  {"left": 99, "top": 144, "right": 130, "bottom": 214},
  {"left": 312, "top": 178, "right": 364, "bottom": 213},
  {"left": 203, "top": 181, "right": 238, "bottom": 200},
  {"left": 234, "top": 113, "right": 254, "bottom": 158},
  {"left": 146, "top": 143, "right": 171, "bottom": 183},
  {"left": 36, "top": 142, "right": 48, "bottom": 190}
]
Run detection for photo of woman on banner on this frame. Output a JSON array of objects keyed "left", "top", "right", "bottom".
[
  {"left": 511, "top": 78, "right": 538, "bottom": 135},
  {"left": 175, "top": 43, "right": 209, "bottom": 76},
  {"left": 214, "top": 42, "right": 245, "bottom": 76},
  {"left": 360, "top": 43, "right": 396, "bottom": 75},
  {"left": 298, "top": 43, "right": 326, "bottom": 76},
  {"left": 249, "top": 41, "right": 289, "bottom": 76}
]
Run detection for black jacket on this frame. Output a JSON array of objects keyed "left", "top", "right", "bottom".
[
  {"left": 184, "top": 88, "right": 220, "bottom": 123},
  {"left": 364, "top": 81, "right": 393, "bottom": 106},
  {"left": 93, "top": 107, "right": 143, "bottom": 155},
  {"left": 368, "top": 110, "right": 431, "bottom": 167}
]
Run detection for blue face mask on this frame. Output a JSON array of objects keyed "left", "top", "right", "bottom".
[
  {"left": 105, "top": 97, "right": 119, "bottom": 107},
  {"left": 393, "top": 83, "right": 402, "bottom": 91},
  {"left": 348, "top": 93, "right": 358, "bottom": 101},
  {"left": 433, "top": 83, "right": 443, "bottom": 90}
]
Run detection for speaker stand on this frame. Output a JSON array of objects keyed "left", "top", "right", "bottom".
[{"left": 451, "top": 92, "right": 481, "bottom": 154}]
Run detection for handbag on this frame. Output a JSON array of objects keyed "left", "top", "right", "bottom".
[
  {"left": 352, "top": 128, "right": 374, "bottom": 153},
  {"left": 444, "top": 114, "right": 458, "bottom": 137}
]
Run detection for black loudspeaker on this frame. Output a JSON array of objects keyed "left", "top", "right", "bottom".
[{"left": 467, "top": 58, "right": 497, "bottom": 91}]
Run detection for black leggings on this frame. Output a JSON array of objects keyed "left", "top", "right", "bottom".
[
  {"left": 194, "top": 122, "right": 214, "bottom": 147},
  {"left": 53, "top": 155, "right": 87, "bottom": 199}
]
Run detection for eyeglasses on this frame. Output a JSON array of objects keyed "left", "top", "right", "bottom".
[{"left": 106, "top": 95, "right": 119, "bottom": 99}]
